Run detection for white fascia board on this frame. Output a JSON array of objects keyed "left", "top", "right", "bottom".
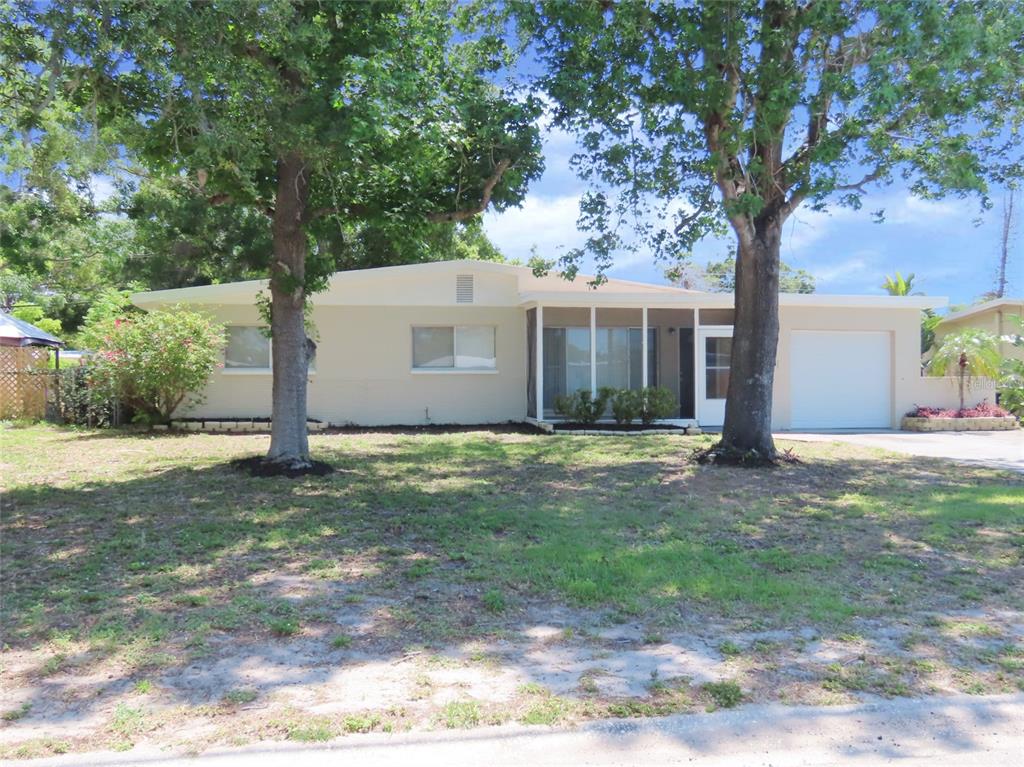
[
  {"left": 519, "top": 291, "right": 947, "bottom": 310},
  {"left": 132, "top": 278, "right": 268, "bottom": 309},
  {"left": 518, "top": 291, "right": 733, "bottom": 308},
  {"left": 778, "top": 293, "right": 947, "bottom": 310}
]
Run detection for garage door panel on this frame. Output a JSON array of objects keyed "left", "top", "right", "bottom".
[{"left": 790, "top": 331, "right": 891, "bottom": 429}]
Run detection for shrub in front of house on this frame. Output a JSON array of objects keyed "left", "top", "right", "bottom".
[
  {"left": 85, "top": 306, "right": 225, "bottom": 425},
  {"left": 638, "top": 386, "right": 677, "bottom": 424},
  {"left": 609, "top": 388, "right": 642, "bottom": 424},
  {"left": 553, "top": 388, "right": 613, "bottom": 425},
  {"left": 555, "top": 386, "right": 678, "bottom": 427},
  {"left": 1000, "top": 359, "right": 1024, "bottom": 418}
]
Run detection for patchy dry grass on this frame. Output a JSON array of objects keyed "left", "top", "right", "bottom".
[{"left": 1, "top": 424, "right": 1022, "bottom": 759}]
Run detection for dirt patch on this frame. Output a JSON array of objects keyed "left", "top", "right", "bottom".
[{"left": 2, "top": 575, "right": 1023, "bottom": 758}]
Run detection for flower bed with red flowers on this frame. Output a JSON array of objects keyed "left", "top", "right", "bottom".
[{"left": 906, "top": 402, "right": 1010, "bottom": 419}]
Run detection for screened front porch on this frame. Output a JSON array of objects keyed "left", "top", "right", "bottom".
[{"left": 525, "top": 304, "right": 735, "bottom": 427}]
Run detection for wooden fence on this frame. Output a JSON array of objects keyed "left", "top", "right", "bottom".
[{"left": 0, "top": 347, "right": 56, "bottom": 421}]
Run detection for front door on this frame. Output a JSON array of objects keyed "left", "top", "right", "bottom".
[{"left": 698, "top": 328, "right": 732, "bottom": 427}]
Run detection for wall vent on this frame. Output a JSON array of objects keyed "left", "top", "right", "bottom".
[{"left": 456, "top": 274, "right": 474, "bottom": 303}]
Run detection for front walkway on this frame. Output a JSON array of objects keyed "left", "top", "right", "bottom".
[
  {"left": 779, "top": 429, "right": 1024, "bottom": 473},
  {"left": 24, "top": 694, "right": 1024, "bottom": 767}
]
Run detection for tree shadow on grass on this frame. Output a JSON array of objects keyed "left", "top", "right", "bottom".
[{"left": 1, "top": 433, "right": 1022, "bottom": 755}]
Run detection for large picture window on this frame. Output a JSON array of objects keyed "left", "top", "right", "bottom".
[
  {"left": 225, "top": 326, "right": 271, "bottom": 370},
  {"left": 412, "top": 326, "right": 496, "bottom": 371}
]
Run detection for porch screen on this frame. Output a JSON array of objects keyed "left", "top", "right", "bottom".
[
  {"left": 543, "top": 327, "right": 655, "bottom": 410},
  {"left": 597, "top": 328, "right": 656, "bottom": 390},
  {"left": 543, "top": 328, "right": 590, "bottom": 407}
]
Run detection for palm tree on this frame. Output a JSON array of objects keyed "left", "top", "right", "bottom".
[
  {"left": 881, "top": 271, "right": 916, "bottom": 296},
  {"left": 927, "top": 329, "right": 1003, "bottom": 411},
  {"left": 882, "top": 272, "right": 941, "bottom": 352}
]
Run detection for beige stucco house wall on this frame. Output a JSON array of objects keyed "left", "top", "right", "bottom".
[
  {"left": 132, "top": 260, "right": 946, "bottom": 430},
  {"left": 935, "top": 298, "right": 1024, "bottom": 362}
]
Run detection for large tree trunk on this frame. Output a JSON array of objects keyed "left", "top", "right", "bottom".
[
  {"left": 266, "top": 152, "right": 313, "bottom": 468},
  {"left": 719, "top": 215, "right": 782, "bottom": 460}
]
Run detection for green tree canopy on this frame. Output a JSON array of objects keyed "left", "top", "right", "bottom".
[
  {"left": 11, "top": 0, "right": 543, "bottom": 467},
  {"left": 518, "top": 0, "right": 1024, "bottom": 460}
]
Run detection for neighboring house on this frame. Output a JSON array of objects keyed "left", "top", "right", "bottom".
[
  {"left": 132, "top": 259, "right": 947, "bottom": 430},
  {"left": 935, "top": 298, "right": 1024, "bottom": 362}
]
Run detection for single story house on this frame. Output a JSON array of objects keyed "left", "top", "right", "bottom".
[
  {"left": 935, "top": 298, "right": 1024, "bottom": 362},
  {"left": 132, "top": 259, "right": 949, "bottom": 430}
]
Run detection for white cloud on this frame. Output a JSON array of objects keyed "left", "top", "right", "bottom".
[
  {"left": 813, "top": 254, "right": 874, "bottom": 285},
  {"left": 880, "top": 194, "right": 986, "bottom": 228},
  {"left": 781, "top": 206, "right": 858, "bottom": 254},
  {"left": 483, "top": 194, "right": 584, "bottom": 261}
]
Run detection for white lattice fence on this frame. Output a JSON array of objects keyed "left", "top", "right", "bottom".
[{"left": 0, "top": 347, "right": 55, "bottom": 420}]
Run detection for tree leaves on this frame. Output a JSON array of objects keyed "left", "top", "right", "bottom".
[{"left": 518, "top": 0, "right": 1024, "bottom": 277}]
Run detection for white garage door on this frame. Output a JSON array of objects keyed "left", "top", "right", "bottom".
[{"left": 790, "top": 330, "right": 891, "bottom": 429}]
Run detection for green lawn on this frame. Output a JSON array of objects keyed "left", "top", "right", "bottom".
[{"left": 1, "top": 425, "right": 1022, "bottom": 756}]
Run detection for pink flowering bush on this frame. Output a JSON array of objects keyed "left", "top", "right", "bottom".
[
  {"left": 85, "top": 306, "right": 225, "bottom": 424},
  {"left": 906, "top": 402, "right": 1010, "bottom": 419}
]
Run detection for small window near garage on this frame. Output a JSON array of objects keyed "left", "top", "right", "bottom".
[
  {"left": 412, "top": 326, "right": 495, "bottom": 371},
  {"left": 225, "top": 326, "right": 271, "bottom": 370}
]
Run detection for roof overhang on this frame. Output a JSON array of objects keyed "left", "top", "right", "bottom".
[
  {"left": 132, "top": 279, "right": 267, "bottom": 309},
  {"left": 938, "top": 298, "right": 1023, "bottom": 325},
  {"left": 519, "top": 292, "right": 946, "bottom": 310}
]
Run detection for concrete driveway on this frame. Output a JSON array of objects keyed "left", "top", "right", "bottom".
[{"left": 779, "top": 429, "right": 1023, "bottom": 472}]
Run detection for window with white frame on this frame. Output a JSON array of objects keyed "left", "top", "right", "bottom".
[
  {"left": 412, "top": 326, "right": 496, "bottom": 370},
  {"left": 225, "top": 326, "right": 271, "bottom": 370},
  {"left": 223, "top": 326, "right": 316, "bottom": 373}
]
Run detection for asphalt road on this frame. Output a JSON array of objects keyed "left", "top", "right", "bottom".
[{"left": 22, "top": 694, "right": 1024, "bottom": 767}]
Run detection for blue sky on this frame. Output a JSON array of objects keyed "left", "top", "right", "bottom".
[{"left": 483, "top": 121, "right": 1021, "bottom": 307}]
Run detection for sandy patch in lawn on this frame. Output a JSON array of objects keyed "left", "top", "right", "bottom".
[{"left": 3, "top": 577, "right": 1023, "bottom": 757}]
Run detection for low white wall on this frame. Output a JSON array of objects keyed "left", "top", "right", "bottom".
[{"left": 911, "top": 376, "right": 998, "bottom": 411}]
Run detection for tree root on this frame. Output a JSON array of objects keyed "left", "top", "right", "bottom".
[
  {"left": 229, "top": 455, "right": 334, "bottom": 478},
  {"left": 692, "top": 442, "right": 801, "bottom": 467}
]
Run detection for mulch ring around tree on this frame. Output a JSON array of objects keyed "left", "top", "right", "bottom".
[
  {"left": 692, "top": 443, "right": 802, "bottom": 467},
  {"left": 229, "top": 455, "right": 335, "bottom": 478}
]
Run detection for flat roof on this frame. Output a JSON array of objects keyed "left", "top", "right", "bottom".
[
  {"left": 132, "top": 259, "right": 948, "bottom": 311},
  {"left": 939, "top": 298, "right": 1024, "bottom": 325},
  {"left": 519, "top": 291, "right": 944, "bottom": 309}
]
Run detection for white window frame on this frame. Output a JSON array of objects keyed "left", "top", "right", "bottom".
[
  {"left": 222, "top": 325, "right": 316, "bottom": 376},
  {"left": 223, "top": 325, "right": 272, "bottom": 375},
  {"left": 410, "top": 324, "right": 498, "bottom": 374}
]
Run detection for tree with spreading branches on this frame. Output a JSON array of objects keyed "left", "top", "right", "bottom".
[
  {"left": 7, "top": 1, "right": 542, "bottom": 469},
  {"left": 518, "top": 0, "right": 1024, "bottom": 461}
]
